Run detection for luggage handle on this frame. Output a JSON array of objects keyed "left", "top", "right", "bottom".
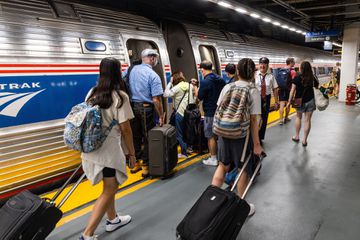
[
  {"left": 50, "top": 164, "right": 86, "bottom": 208},
  {"left": 230, "top": 131, "right": 266, "bottom": 199}
]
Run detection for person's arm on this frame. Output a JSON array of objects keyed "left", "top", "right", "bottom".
[
  {"left": 250, "top": 115, "right": 263, "bottom": 156},
  {"left": 287, "top": 84, "right": 296, "bottom": 108},
  {"left": 163, "top": 81, "right": 175, "bottom": 98},
  {"left": 152, "top": 96, "right": 164, "bottom": 127},
  {"left": 273, "top": 87, "right": 279, "bottom": 109},
  {"left": 119, "top": 120, "right": 136, "bottom": 169}
]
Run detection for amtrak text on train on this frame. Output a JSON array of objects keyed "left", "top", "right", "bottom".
[{"left": 0, "top": 82, "right": 41, "bottom": 90}]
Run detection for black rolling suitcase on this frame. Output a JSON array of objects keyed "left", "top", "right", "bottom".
[
  {"left": 176, "top": 133, "right": 265, "bottom": 240},
  {"left": 148, "top": 124, "right": 178, "bottom": 177},
  {"left": 0, "top": 165, "right": 85, "bottom": 240}
]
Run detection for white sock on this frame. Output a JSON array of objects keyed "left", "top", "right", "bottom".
[
  {"left": 82, "top": 234, "right": 94, "bottom": 240},
  {"left": 211, "top": 155, "right": 217, "bottom": 161},
  {"left": 109, "top": 215, "right": 120, "bottom": 223}
]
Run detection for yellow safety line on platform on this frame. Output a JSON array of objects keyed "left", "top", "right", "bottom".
[
  {"left": 57, "top": 153, "right": 209, "bottom": 227},
  {"left": 55, "top": 107, "right": 295, "bottom": 227}
]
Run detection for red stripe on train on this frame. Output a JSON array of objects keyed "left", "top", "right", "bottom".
[
  {"left": 0, "top": 69, "right": 99, "bottom": 74},
  {"left": 0, "top": 64, "right": 128, "bottom": 68}
]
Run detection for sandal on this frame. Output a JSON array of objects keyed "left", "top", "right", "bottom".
[
  {"left": 291, "top": 137, "right": 300, "bottom": 143},
  {"left": 302, "top": 142, "right": 308, "bottom": 147}
]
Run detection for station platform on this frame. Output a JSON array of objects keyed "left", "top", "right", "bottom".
[{"left": 48, "top": 100, "right": 360, "bottom": 240}]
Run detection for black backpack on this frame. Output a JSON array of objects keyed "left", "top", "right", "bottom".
[
  {"left": 123, "top": 60, "right": 141, "bottom": 99},
  {"left": 275, "top": 68, "right": 292, "bottom": 89}
]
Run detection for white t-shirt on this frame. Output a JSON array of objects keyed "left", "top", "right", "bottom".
[
  {"left": 217, "top": 80, "right": 261, "bottom": 115},
  {"left": 255, "top": 71, "right": 278, "bottom": 96}
]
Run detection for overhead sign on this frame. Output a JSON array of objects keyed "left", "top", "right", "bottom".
[
  {"left": 324, "top": 41, "right": 333, "bottom": 50},
  {"left": 305, "top": 30, "right": 339, "bottom": 43}
]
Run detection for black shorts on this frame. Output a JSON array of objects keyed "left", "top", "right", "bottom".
[
  {"left": 103, "top": 167, "right": 116, "bottom": 178},
  {"left": 218, "top": 137, "right": 254, "bottom": 176},
  {"left": 279, "top": 88, "right": 290, "bottom": 102}
]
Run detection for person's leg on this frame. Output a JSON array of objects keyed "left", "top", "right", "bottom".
[
  {"left": 294, "top": 111, "right": 302, "bottom": 140},
  {"left": 130, "top": 105, "right": 143, "bottom": 173},
  {"left": 208, "top": 137, "right": 217, "bottom": 156},
  {"left": 285, "top": 102, "right": 291, "bottom": 120},
  {"left": 236, "top": 171, "right": 249, "bottom": 198},
  {"left": 279, "top": 101, "right": 285, "bottom": 123},
  {"left": 303, "top": 111, "right": 313, "bottom": 145},
  {"left": 141, "top": 106, "right": 156, "bottom": 176},
  {"left": 175, "top": 113, "right": 187, "bottom": 155},
  {"left": 106, "top": 194, "right": 116, "bottom": 221},
  {"left": 211, "top": 162, "right": 230, "bottom": 187},
  {"left": 83, "top": 177, "right": 118, "bottom": 237},
  {"left": 259, "top": 95, "right": 271, "bottom": 140},
  {"left": 203, "top": 117, "right": 218, "bottom": 166}
]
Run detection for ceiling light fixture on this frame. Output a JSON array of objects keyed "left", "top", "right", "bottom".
[
  {"left": 273, "top": 21, "right": 281, "bottom": 26},
  {"left": 235, "top": 7, "right": 248, "bottom": 14},
  {"left": 281, "top": 25, "right": 289, "bottom": 29},
  {"left": 250, "top": 13, "right": 260, "bottom": 19},
  {"left": 217, "top": 1, "right": 232, "bottom": 8},
  {"left": 262, "top": 17, "right": 271, "bottom": 23}
]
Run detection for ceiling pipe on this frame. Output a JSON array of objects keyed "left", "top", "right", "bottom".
[
  {"left": 294, "top": 11, "right": 360, "bottom": 19},
  {"left": 271, "top": 0, "right": 309, "bottom": 18},
  {"left": 298, "top": 2, "right": 360, "bottom": 11}
]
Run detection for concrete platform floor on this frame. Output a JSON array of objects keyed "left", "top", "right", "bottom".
[{"left": 49, "top": 100, "right": 360, "bottom": 240}]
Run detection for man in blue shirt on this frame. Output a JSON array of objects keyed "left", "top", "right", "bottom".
[
  {"left": 129, "top": 49, "right": 164, "bottom": 177},
  {"left": 193, "top": 60, "right": 225, "bottom": 166}
]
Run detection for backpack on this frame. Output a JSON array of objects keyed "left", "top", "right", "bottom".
[
  {"left": 213, "top": 83, "right": 251, "bottom": 139},
  {"left": 123, "top": 60, "right": 141, "bottom": 100},
  {"left": 276, "top": 68, "right": 291, "bottom": 89},
  {"left": 64, "top": 102, "right": 116, "bottom": 153}
]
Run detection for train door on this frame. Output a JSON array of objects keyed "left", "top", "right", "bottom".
[
  {"left": 126, "top": 39, "right": 165, "bottom": 87},
  {"left": 198, "top": 45, "right": 221, "bottom": 76},
  {"left": 162, "top": 21, "right": 197, "bottom": 80}
]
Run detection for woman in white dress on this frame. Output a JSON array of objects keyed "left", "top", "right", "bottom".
[{"left": 80, "top": 58, "right": 136, "bottom": 240}]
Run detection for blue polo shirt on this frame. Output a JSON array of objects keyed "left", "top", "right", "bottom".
[{"left": 129, "top": 64, "right": 163, "bottom": 103}]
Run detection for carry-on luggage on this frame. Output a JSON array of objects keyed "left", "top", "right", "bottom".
[
  {"left": 148, "top": 124, "right": 178, "bottom": 177},
  {"left": 176, "top": 133, "right": 265, "bottom": 240},
  {"left": 0, "top": 165, "right": 85, "bottom": 240}
]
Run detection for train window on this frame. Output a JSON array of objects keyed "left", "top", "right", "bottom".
[
  {"left": 51, "top": 1, "right": 79, "bottom": 20},
  {"left": 318, "top": 67, "right": 325, "bottom": 75},
  {"left": 80, "top": 39, "right": 110, "bottom": 54},
  {"left": 199, "top": 45, "right": 220, "bottom": 75},
  {"left": 328, "top": 67, "right": 334, "bottom": 73}
]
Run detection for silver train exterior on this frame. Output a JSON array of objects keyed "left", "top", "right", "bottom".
[{"left": 0, "top": 0, "right": 337, "bottom": 198}]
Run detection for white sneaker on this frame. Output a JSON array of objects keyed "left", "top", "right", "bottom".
[
  {"left": 178, "top": 153, "right": 187, "bottom": 159},
  {"left": 105, "top": 214, "right": 132, "bottom": 232},
  {"left": 248, "top": 203, "right": 255, "bottom": 217},
  {"left": 202, "top": 158, "right": 218, "bottom": 166},
  {"left": 79, "top": 234, "right": 98, "bottom": 240}
]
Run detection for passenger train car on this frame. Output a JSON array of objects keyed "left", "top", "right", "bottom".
[{"left": 0, "top": 0, "right": 338, "bottom": 200}]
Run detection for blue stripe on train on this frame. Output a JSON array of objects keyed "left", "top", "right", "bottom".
[{"left": 0, "top": 74, "right": 98, "bottom": 128}]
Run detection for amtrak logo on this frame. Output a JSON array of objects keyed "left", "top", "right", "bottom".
[{"left": 0, "top": 89, "right": 45, "bottom": 117}]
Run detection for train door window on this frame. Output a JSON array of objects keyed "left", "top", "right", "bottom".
[
  {"left": 328, "top": 67, "right": 333, "bottom": 73},
  {"left": 199, "top": 45, "right": 220, "bottom": 75},
  {"left": 126, "top": 39, "right": 164, "bottom": 86},
  {"left": 318, "top": 67, "right": 325, "bottom": 75}
]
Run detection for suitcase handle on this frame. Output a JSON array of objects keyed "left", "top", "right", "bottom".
[{"left": 50, "top": 164, "right": 86, "bottom": 208}]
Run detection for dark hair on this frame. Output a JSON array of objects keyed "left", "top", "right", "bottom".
[
  {"left": 259, "top": 57, "right": 269, "bottom": 65},
  {"left": 200, "top": 60, "right": 213, "bottom": 70},
  {"left": 237, "top": 58, "right": 256, "bottom": 81},
  {"left": 225, "top": 63, "right": 236, "bottom": 75},
  {"left": 300, "top": 61, "right": 316, "bottom": 87},
  {"left": 286, "top": 58, "right": 295, "bottom": 65},
  {"left": 87, "top": 57, "right": 126, "bottom": 109},
  {"left": 172, "top": 71, "right": 186, "bottom": 86}
]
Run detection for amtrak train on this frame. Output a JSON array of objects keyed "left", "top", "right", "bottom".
[{"left": 0, "top": 0, "right": 338, "bottom": 200}]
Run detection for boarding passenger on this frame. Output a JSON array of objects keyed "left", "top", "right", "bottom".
[
  {"left": 192, "top": 60, "right": 225, "bottom": 166},
  {"left": 211, "top": 58, "right": 263, "bottom": 216},
  {"left": 225, "top": 63, "right": 237, "bottom": 84},
  {"left": 277, "top": 58, "right": 297, "bottom": 125},
  {"left": 335, "top": 62, "right": 341, "bottom": 98},
  {"left": 287, "top": 61, "right": 319, "bottom": 146},
  {"left": 164, "top": 71, "right": 194, "bottom": 158},
  {"left": 255, "top": 57, "right": 279, "bottom": 143},
  {"left": 129, "top": 49, "right": 164, "bottom": 178},
  {"left": 80, "top": 58, "right": 136, "bottom": 240}
]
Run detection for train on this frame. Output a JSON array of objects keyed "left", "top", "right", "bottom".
[{"left": 0, "top": 0, "right": 338, "bottom": 200}]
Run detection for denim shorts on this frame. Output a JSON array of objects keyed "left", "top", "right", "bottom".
[
  {"left": 204, "top": 117, "right": 214, "bottom": 139},
  {"left": 297, "top": 98, "right": 316, "bottom": 113}
]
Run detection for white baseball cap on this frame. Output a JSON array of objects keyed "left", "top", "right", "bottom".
[{"left": 141, "top": 49, "right": 159, "bottom": 58}]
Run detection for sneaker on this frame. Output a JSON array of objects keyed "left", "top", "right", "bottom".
[
  {"left": 202, "top": 158, "right": 218, "bottom": 166},
  {"left": 79, "top": 234, "right": 98, "bottom": 240},
  {"left": 178, "top": 153, "right": 187, "bottom": 159},
  {"left": 130, "top": 162, "right": 141, "bottom": 174},
  {"left": 248, "top": 203, "right": 255, "bottom": 217},
  {"left": 187, "top": 147, "right": 194, "bottom": 154},
  {"left": 286, "top": 118, "right": 291, "bottom": 122},
  {"left": 105, "top": 214, "right": 132, "bottom": 232}
]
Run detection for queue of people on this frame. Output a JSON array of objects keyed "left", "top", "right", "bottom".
[{"left": 78, "top": 49, "right": 321, "bottom": 239}]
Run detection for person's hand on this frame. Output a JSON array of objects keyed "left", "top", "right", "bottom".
[
  {"left": 127, "top": 155, "right": 136, "bottom": 169},
  {"left": 253, "top": 144, "right": 263, "bottom": 157},
  {"left": 191, "top": 78, "right": 198, "bottom": 86},
  {"left": 275, "top": 102, "right": 280, "bottom": 110},
  {"left": 159, "top": 116, "right": 164, "bottom": 127},
  {"left": 170, "top": 77, "right": 173, "bottom": 83},
  {"left": 286, "top": 102, "right": 291, "bottom": 109}
]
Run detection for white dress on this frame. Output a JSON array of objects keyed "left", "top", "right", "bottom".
[{"left": 81, "top": 90, "right": 134, "bottom": 185}]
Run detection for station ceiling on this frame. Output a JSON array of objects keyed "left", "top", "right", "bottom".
[{"left": 75, "top": 0, "right": 360, "bottom": 50}]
